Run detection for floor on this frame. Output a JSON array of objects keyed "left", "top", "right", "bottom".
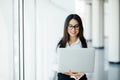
[{"left": 87, "top": 38, "right": 120, "bottom": 80}]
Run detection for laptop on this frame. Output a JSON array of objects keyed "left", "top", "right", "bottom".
[{"left": 57, "top": 48, "right": 95, "bottom": 73}]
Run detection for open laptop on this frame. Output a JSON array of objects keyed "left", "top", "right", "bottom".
[{"left": 57, "top": 48, "right": 95, "bottom": 73}]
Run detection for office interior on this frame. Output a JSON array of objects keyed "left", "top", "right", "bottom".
[{"left": 0, "top": 0, "right": 120, "bottom": 80}]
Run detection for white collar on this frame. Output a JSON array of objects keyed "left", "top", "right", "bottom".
[{"left": 66, "top": 38, "right": 81, "bottom": 47}]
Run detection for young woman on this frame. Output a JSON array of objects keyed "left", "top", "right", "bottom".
[{"left": 57, "top": 14, "right": 87, "bottom": 80}]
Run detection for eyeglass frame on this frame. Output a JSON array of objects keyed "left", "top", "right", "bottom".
[{"left": 68, "top": 24, "right": 80, "bottom": 30}]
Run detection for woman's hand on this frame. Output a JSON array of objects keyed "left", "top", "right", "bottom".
[{"left": 64, "top": 70, "right": 84, "bottom": 76}]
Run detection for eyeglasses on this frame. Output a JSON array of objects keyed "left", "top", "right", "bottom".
[{"left": 68, "top": 25, "right": 79, "bottom": 30}]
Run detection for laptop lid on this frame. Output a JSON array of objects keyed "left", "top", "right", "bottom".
[{"left": 57, "top": 48, "right": 95, "bottom": 73}]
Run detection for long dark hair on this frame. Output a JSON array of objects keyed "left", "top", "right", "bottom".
[{"left": 57, "top": 14, "right": 87, "bottom": 48}]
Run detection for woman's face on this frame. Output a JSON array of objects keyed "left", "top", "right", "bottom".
[{"left": 67, "top": 19, "right": 79, "bottom": 38}]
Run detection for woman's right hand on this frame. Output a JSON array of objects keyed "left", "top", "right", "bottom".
[{"left": 64, "top": 70, "right": 84, "bottom": 76}]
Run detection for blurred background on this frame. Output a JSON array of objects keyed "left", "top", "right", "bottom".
[{"left": 0, "top": 0, "right": 120, "bottom": 80}]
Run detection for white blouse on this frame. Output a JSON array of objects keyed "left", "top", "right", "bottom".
[{"left": 66, "top": 38, "right": 82, "bottom": 48}]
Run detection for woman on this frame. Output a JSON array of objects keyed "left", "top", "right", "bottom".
[{"left": 57, "top": 14, "right": 87, "bottom": 80}]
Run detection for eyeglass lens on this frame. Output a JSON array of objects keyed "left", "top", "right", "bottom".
[{"left": 68, "top": 24, "right": 79, "bottom": 29}]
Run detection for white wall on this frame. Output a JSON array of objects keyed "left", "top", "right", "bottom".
[
  {"left": 0, "top": 0, "right": 13, "bottom": 80},
  {"left": 51, "top": 0, "right": 75, "bottom": 12}
]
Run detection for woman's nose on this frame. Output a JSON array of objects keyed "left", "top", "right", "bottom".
[{"left": 71, "top": 27, "right": 75, "bottom": 31}]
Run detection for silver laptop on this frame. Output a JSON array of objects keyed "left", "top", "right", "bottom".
[{"left": 57, "top": 48, "right": 95, "bottom": 73}]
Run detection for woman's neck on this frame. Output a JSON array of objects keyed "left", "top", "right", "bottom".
[{"left": 68, "top": 37, "right": 78, "bottom": 46}]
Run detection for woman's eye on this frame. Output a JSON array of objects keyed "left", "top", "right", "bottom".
[{"left": 68, "top": 25, "right": 73, "bottom": 27}]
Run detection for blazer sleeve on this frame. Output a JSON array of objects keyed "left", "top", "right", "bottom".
[{"left": 79, "top": 74, "right": 87, "bottom": 80}]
